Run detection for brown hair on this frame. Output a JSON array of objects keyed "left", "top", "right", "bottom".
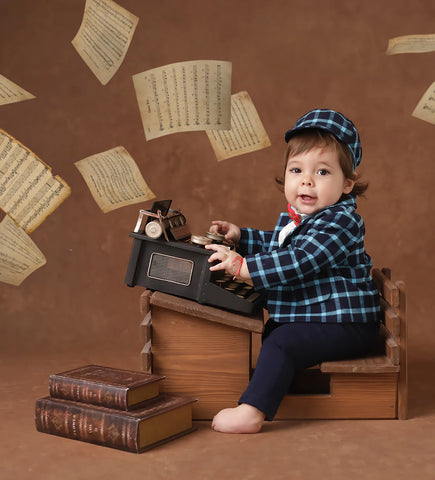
[{"left": 275, "top": 129, "right": 368, "bottom": 197}]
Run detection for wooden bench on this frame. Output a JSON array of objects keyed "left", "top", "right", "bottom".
[
  {"left": 274, "top": 268, "right": 408, "bottom": 420},
  {"left": 138, "top": 267, "right": 407, "bottom": 420}
]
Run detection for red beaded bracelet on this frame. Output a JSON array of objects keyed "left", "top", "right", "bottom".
[{"left": 232, "top": 256, "right": 243, "bottom": 280}]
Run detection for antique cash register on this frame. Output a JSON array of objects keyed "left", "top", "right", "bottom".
[{"left": 125, "top": 200, "right": 264, "bottom": 315}]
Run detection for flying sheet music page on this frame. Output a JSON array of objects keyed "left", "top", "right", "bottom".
[
  {"left": 133, "top": 60, "right": 232, "bottom": 140},
  {"left": 386, "top": 34, "right": 435, "bottom": 55},
  {"left": 0, "top": 129, "right": 71, "bottom": 233},
  {"left": 0, "top": 215, "right": 47, "bottom": 286},
  {"left": 75, "top": 146, "right": 155, "bottom": 213},
  {"left": 206, "top": 91, "right": 271, "bottom": 161},
  {"left": 0, "top": 74, "right": 35, "bottom": 106},
  {"left": 412, "top": 82, "right": 435, "bottom": 125},
  {"left": 72, "top": 0, "right": 139, "bottom": 85}
]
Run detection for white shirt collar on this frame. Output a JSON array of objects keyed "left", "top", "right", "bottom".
[{"left": 278, "top": 212, "right": 309, "bottom": 246}]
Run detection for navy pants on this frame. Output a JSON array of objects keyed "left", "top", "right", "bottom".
[{"left": 239, "top": 319, "right": 380, "bottom": 420}]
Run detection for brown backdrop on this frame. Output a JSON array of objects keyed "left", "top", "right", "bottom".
[{"left": 0, "top": 0, "right": 433, "bottom": 368}]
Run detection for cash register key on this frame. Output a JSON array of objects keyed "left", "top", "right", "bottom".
[
  {"left": 145, "top": 221, "right": 163, "bottom": 239},
  {"left": 190, "top": 235, "right": 212, "bottom": 247}
]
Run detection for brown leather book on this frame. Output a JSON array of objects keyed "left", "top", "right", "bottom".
[
  {"left": 35, "top": 394, "right": 197, "bottom": 453},
  {"left": 48, "top": 365, "right": 165, "bottom": 411}
]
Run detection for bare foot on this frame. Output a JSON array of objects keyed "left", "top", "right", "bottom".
[{"left": 211, "top": 404, "right": 265, "bottom": 434}]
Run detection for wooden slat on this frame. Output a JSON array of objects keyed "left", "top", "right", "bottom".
[
  {"left": 320, "top": 354, "right": 399, "bottom": 373},
  {"left": 277, "top": 373, "right": 398, "bottom": 419},
  {"left": 139, "top": 289, "right": 153, "bottom": 315},
  {"left": 380, "top": 323, "right": 400, "bottom": 365},
  {"left": 381, "top": 267, "right": 392, "bottom": 279},
  {"left": 397, "top": 281, "right": 408, "bottom": 420},
  {"left": 149, "top": 290, "right": 264, "bottom": 333},
  {"left": 139, "top": 290, "right": 153, "bottom": 373},
  {"left": 140, "top": 339, "right": 152, "bottom": 373},
  {"left": 140, "top": 312, "right": 152, "bottom": 344},
  {"left": 372, "top": 268, "right": 400, "bottom": 308},
  {"left": 380, "top": 297, "right": 401, "bottom": 340}
]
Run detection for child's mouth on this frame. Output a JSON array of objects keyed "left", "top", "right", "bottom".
[{"left": 300, "top": 194, "right": 316, "bottom": 203}]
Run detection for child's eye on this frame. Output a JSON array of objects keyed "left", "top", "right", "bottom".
[
  {"left": 318, "top": 169, "right": 329, "bottom": 176},
  {"left": 289, "top": 167, "right": 301, "bottom": 174}
]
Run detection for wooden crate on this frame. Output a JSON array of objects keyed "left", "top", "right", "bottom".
[{"left": 139, "top": 290, "right": 263, "bottom": 420}]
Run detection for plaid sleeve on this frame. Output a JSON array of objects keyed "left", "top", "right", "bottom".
[
  {"left": 246, "top": 210, "right": 363, "bottom": 290},
  {"left": 238, "top": 228, "right": 274, "bottom": 256}
]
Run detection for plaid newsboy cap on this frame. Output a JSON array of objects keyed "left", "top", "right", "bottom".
[{"left": 284, "top": 109, "right": 362, "bottom": 170}]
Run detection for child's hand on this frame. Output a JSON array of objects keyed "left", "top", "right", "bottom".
[
  {"left": 205, "top": 244, "right": 252, "bottom": 285},
  {"left": 209, "top": 220, "right": 241, "bottom": 244},
  {"left": 205, "top": 244, "right": 241, "bottom": 273}
]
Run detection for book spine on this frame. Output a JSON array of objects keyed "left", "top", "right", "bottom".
[
  {"left": 35, "top": 398, "right": 140, "bottom": 453},
  {"left": 49, "top": 377, "right": 128, "bottom": 410}
]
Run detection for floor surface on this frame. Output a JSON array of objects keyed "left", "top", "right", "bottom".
[{"left": 2, "top": 352, "right": 434, "bottom": 480}]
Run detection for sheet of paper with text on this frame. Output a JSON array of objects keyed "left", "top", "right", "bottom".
[
  {"left": 206, "top": 91, "right": 271, "bottom": 161},
  {"left": 0, "top": 74, "right": 35, "bottom": 106},
  {"left": 72, "top": 0, "right": 139, "bottom": 85},
  {"left": 0, "top": 215, "right": 46, "bottom": 286},
  {"left": 412, "top": 81, "right": 435, "bottom": 125},
  {"left": 386, "top": 34, "right": 435, "bottom": 55},
  {"left": 0, "top": 130, "right": 71, "bottom": 233},
  {"left": 133, "top": 60, "right": 232, "bottom": 140},
  {"left": 74, "top": 146, "right": 155, "bottom": 213}
]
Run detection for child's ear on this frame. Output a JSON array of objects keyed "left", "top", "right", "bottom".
[{"left": 343, "top": 178, "right": 355, "bottom": 194}]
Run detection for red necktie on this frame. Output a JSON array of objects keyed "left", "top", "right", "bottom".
[{"left": 287, "top": 203, "right": 301, "bottom": 226}]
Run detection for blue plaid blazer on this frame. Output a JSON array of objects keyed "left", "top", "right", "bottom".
[{"left": 238, "top": 197, "right": 380, "bottom": 324}]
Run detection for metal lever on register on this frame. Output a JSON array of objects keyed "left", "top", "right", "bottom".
[{"left": 133, "top": 207, "right": 190, "bottom": 242}]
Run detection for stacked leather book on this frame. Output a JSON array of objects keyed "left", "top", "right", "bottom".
[{"left": 35, "top": 364, "right": 196, "bottom": 453}]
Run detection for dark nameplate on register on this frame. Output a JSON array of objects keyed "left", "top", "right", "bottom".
[{"left": 125, "top": 201, "right": 264, "bottom": 315}]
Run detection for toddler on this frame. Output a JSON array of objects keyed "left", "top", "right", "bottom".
[{"left": 205, "top": 109, "right": 380, "bottom": 433}]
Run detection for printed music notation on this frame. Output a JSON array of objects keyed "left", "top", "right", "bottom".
[
  {"left": 0, "top": 129, "right": 71, "bottom": 233},
  {"left": 412, "top": 82, "right": 435, "bottom": 125},
  {"left": 386, "top": 34, "right": 435, "bottom": 55},
  {"left": 206, "top": 91, "right": 271, "bottom": 161},
  {"left": 0, "top": 215, "right": 46, "bottom": 286},
  {"left": 72, "top": 0, "right": 139, "bottom": 85},
  {"left": 133, "top": 60, "right": 232, "bottom": 140},
  {"left": 0, "top": 74, "right": 35, "bottom": 106},
  {"left": 74, "top": 146, "right": 155, "bottom": 213}
]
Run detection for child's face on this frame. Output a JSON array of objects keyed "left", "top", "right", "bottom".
[{"left": 284, "top": 145, "right": 355, "bottom": 215}]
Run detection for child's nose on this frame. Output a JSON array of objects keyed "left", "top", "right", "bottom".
[{"left": 301, "top": 175, "right": 313, "bottom": 186}]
